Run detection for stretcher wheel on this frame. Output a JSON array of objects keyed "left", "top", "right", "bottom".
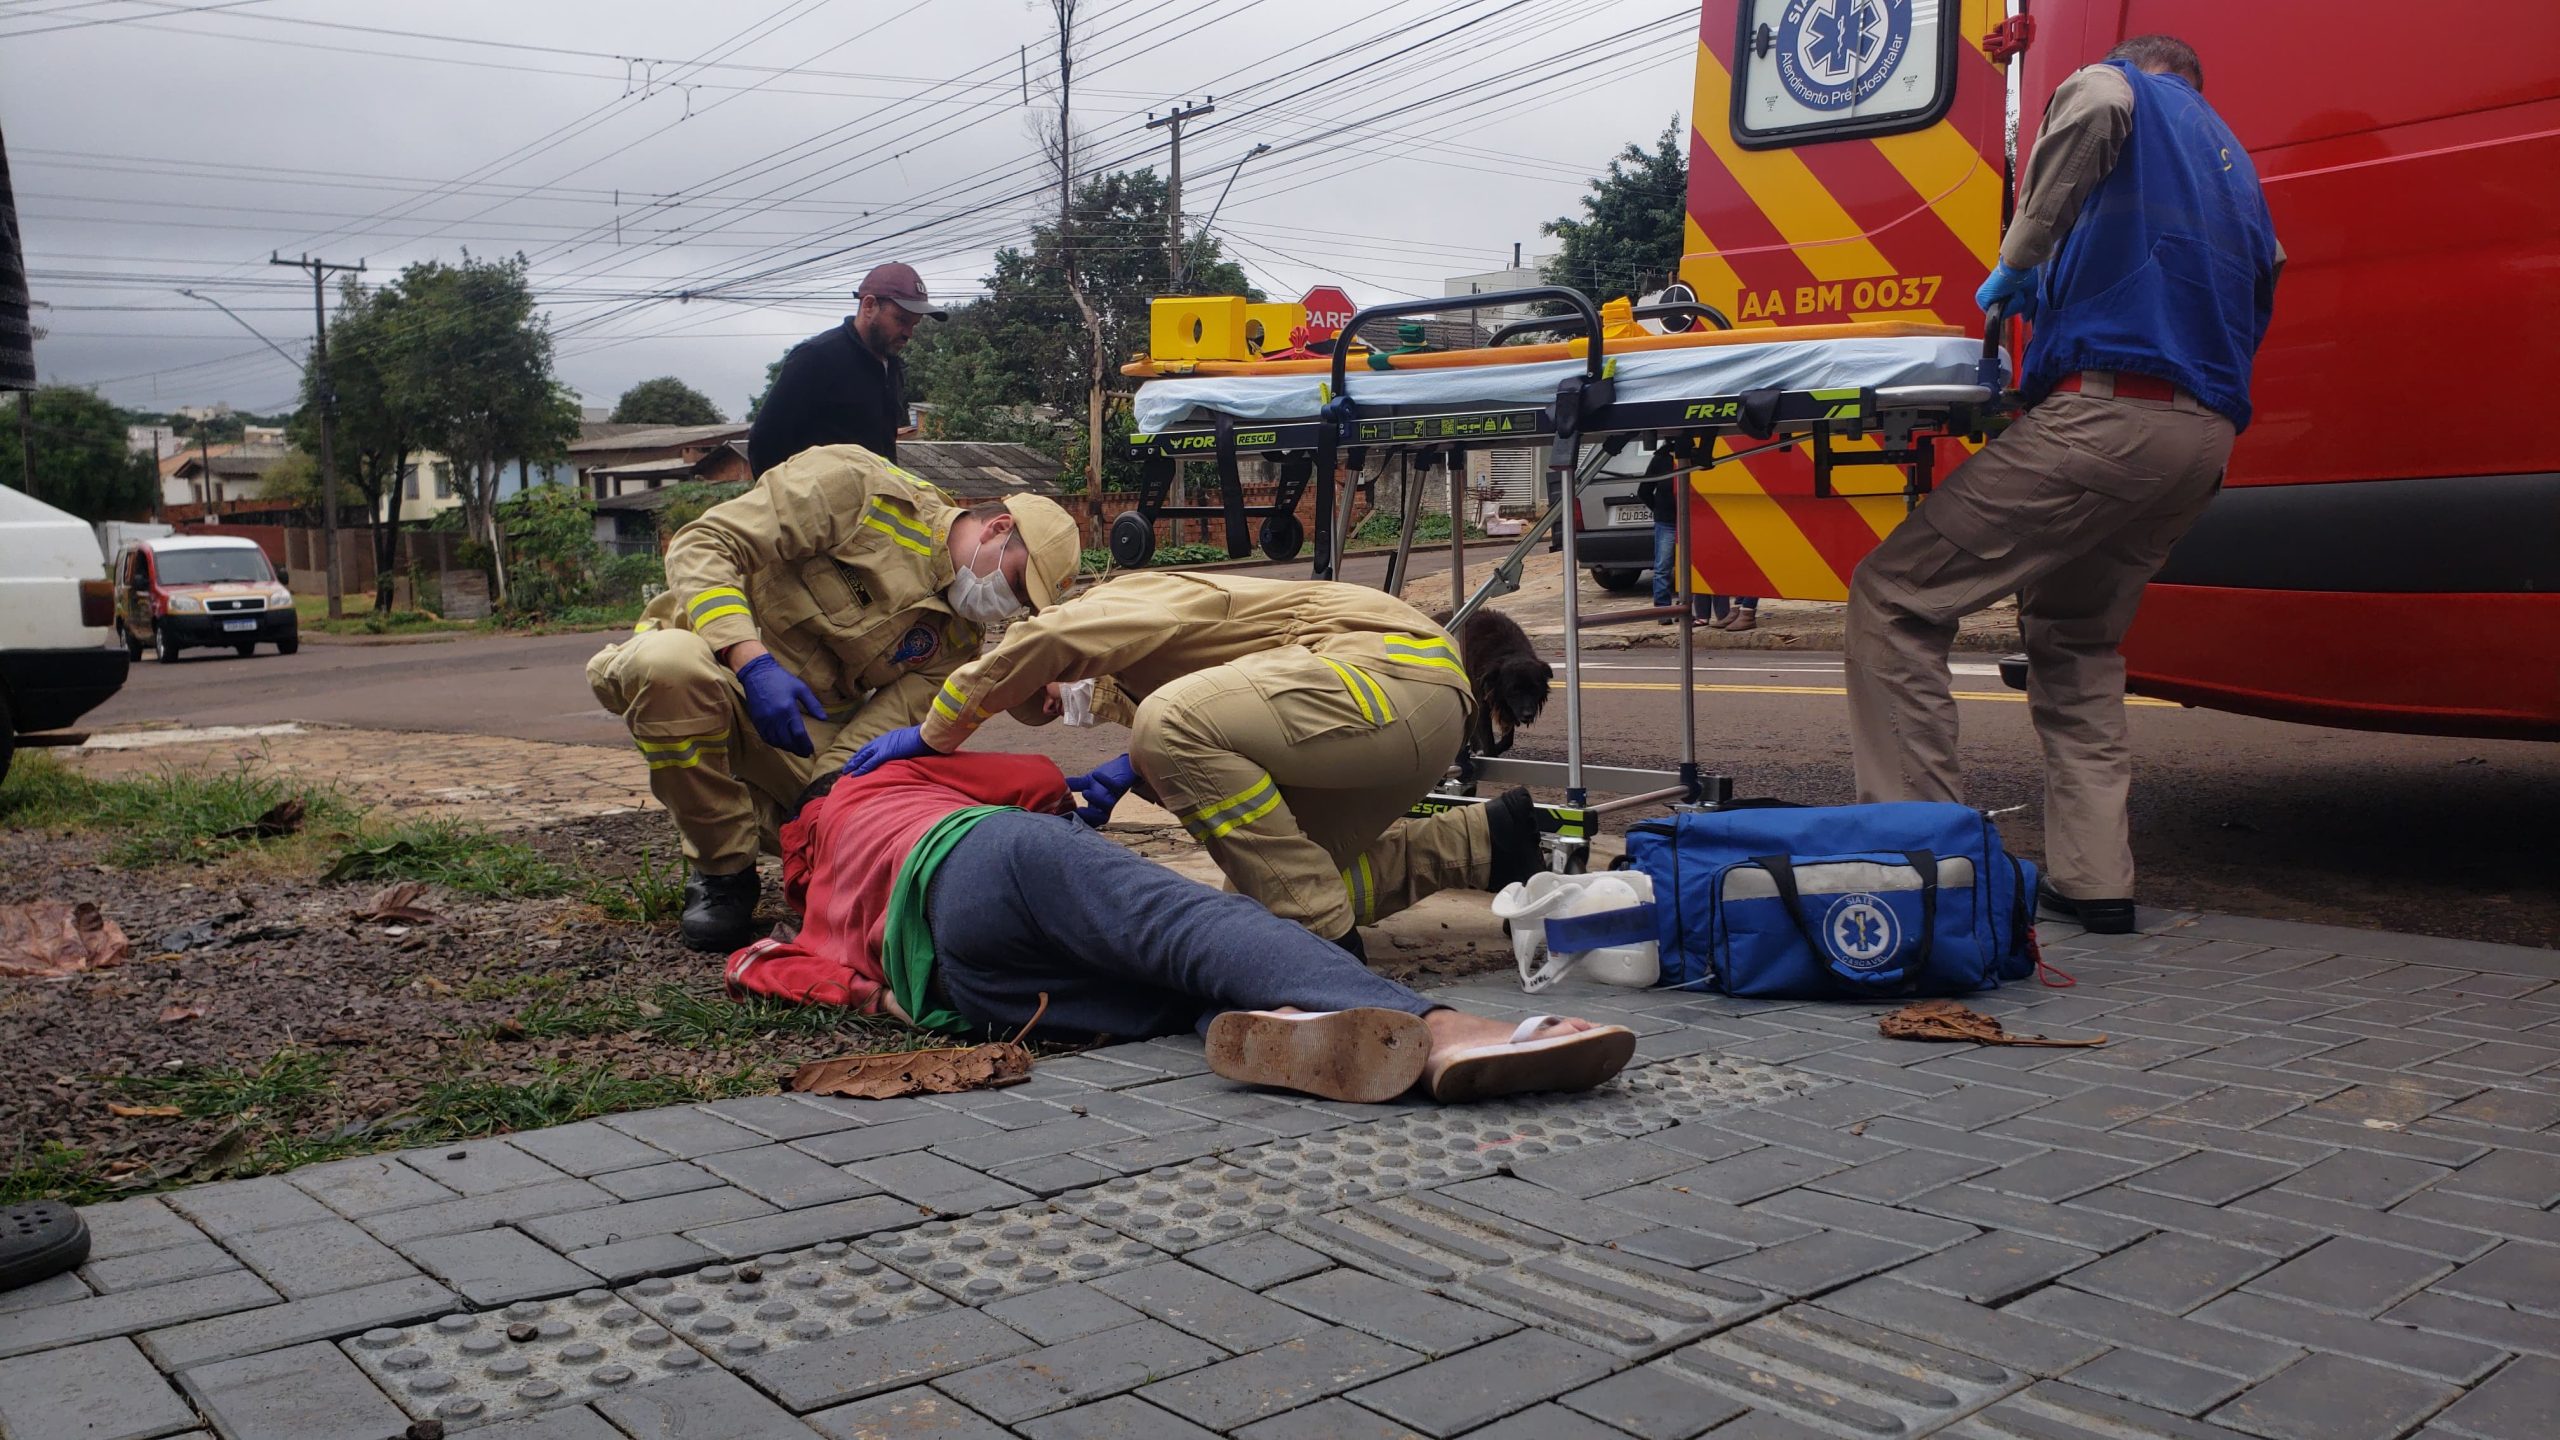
[
  {"left": 1258, "top": 512, "right": 1305, "bottom": 561},
  {"left": 1109, "top": 511, "right": 1157, "bottom": 567}
]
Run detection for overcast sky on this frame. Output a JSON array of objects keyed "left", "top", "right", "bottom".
[{"left": 2, "top": 0, "right": 1697, "bottom": 420}]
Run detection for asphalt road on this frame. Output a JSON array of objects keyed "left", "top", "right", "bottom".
[{"left": 82, "top": 626, "right": 2560, "bottom": 949}]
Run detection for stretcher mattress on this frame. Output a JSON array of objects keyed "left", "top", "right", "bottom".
[{"left": 1133, "top": 333, "right": 1999, "bottom": 434}]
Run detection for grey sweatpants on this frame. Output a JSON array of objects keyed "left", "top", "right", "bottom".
[{"left": 926, "top": 809, "right": 1439, "bottom": 1043}]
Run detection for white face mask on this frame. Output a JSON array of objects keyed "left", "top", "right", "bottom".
[{"left": 946, "top": 529, "right": 1025, "bottom": 626}]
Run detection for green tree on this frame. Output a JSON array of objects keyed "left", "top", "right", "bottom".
[
  {"left": 611, "top": 376, "right": 725, "bottom": 426},
  {"left": 3, "top": 385, "right": 156, "bottom": 520},
  {"left": 745, "top": 355, "right": 785, "bottom": 422},
  {"left": 1541, "top": 118, "right": 1689, "bottom": 304},
  {"left": 903, "top": 306, "right": 1061, "bottom": 448},
  {"left": 493, "top": 481, "right": 602, "bottom": 620},
  {"left": 292, "top": 277, "right": 423, "bottom": 612}
]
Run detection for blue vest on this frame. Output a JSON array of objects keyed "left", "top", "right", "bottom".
[{"left": 2025, "top": 62, "right": 2279, "bottom": 430}]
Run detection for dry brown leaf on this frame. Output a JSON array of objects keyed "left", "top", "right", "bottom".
[
  {"left": 108, "top": 1102, "right": 183, "bottom": 1119},
  {"left": 1879, "top": 998, "right": 2106, "bottom": 1048},
  {"left": 356, "top": 881, "right": 441, "bottom": 925},
  {"left": 216, "top": 798, "right": 306, "bottom": 840},
  {"left": 0, "top": 900, "right": 132, "bottom": 978},
  {"left": 157, "top": 1003, "right": 207, "bottom": 1025},
  {"left": 788, "top": 1042, "right": 1035, "bottom": 1100}
]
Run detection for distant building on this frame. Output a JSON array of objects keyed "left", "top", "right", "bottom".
[
  {"left": 566, "top": 422, "right": 753, "bottom": 499},
  {"left": 1444, "top": 255, "right": 1556, "bottom": 326}
]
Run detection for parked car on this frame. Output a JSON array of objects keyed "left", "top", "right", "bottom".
[
  {"left": 0, "top": 484, "right": 128, "bottom": 783},
  {"left": 111, "top": 535, "right": 299, "bottom": 662},
  {"left": 1549, "top": 440, "right": 1661, "bottom": 593}
]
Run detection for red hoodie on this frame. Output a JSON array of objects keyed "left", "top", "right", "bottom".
[{"left": 727, "top": 752, "right": 1069, "bottom": 1015}]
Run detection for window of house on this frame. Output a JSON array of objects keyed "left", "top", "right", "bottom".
[
  {"left": 402, "top": 464, "right": 419, "bottom": 500},
  {"left": 434, "top": 462, "right": 454, "bottom": 500},
  {"left": 1730, "top": 0, "right": 1956, "bottom": 149}
]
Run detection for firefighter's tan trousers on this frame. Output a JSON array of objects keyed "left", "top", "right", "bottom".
[
  {"left": 1129, "top": 646, "right": 1491, "bottom": 940},
  {"left": 1845, "top": 381, "right": 2234, "bottom": 900},
  {"left": 586, "top": 629, "right": 841, "bottom": 875}
]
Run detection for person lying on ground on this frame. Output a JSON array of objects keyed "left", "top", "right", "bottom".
[{"left": 726, "top": 749, "right": 1636, "bottom": 1105}]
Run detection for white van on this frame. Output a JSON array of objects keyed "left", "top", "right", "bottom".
[{"left": 0, "top": 484, "right": 129, "bottom": 782}]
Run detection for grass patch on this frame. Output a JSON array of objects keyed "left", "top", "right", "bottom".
[
  {"left": 325, "top": 818, "right": 574, "bottom": 897},
  {"left": 504, "top": 983, "right": 917, "bottom": 1051},
  {"left": 114, "top": 1050, "right": 336, "bottom": 1122},
  {"left": 586, "top": 848, "right": 685, "bottom": 924},
  {"left": 0, "top": 1142, "right": 109, "bottom": 1205},
  {"left": 0, "top": 753, "right": 355, "bottom": 867}
]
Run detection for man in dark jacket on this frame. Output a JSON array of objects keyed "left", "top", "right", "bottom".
[{"left": 746, "top": 261, "right": 943, "bottom": 477}]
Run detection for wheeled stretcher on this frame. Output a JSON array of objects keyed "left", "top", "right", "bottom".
[{"left": 1120, "top": 287, "right": 2014, "bottom": 868}]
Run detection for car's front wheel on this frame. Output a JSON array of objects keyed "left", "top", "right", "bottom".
[
  {"left": 154, "top": 626, "right": 181, "bottom": 663},
  {"left": 1591, "top": 566, "right": 1647, "bottom": 593},
  {"left": 276, "top": 634, "right": 299, "bottom": 656},
  {"left": 117, "top": 623, "right": 144, "bottom": 662}
]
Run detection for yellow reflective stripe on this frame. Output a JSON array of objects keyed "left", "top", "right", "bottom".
[
  {"left": 692, "top": 604, "right": 750, "bottom": 628},
  {"left": 862, "top": 499, "right": 935, "bottom": 555},
  {"left": 1180, "top": 774, "right": 1280, "bottom": 842},
  {"left": 1319, "top": 658, "right": 1391, "bottom": 726},
  {"left": 687, "top": 586, "right": 748, "bottom": 623},
  {"left": 1340, "top": 854, "right": 1376, "bottom": 924},
  {"left": 1381, "top": 632, "right": 1467, "bottom": 679},
  {"left": 634, "top": 728, "right": 729, "bottom": 753},
  {"left": 930, "top": 678, "right": 975, "bottom": 723},
  {"left": 634, "top": 729, "right": 729, "bottom": 770}
]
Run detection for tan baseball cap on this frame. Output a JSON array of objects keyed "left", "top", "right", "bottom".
[
  {"left": 857, "top": 261, "right": 947, "bottom": 320},
  {"left": 1001, "top": 495, "right": 1081, "bottom": 611}
]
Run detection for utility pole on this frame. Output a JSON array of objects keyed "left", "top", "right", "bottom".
[
  {"left": 1147, "top": 98, "right": 1214, "bottom": 287},
  {"left": 272, "top": 252, "right": 363, "bottom": 619}
]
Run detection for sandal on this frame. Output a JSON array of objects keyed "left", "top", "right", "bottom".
[
  {"left": 0, "top": 1201, "right": 91, "bottom": 1293},
  {"left": 1424, "top": 1016, "right": 1637, "bottom": 1104},
  {"left": 1205, "top": 1008, "right": 1430, "bottom": 1104}
]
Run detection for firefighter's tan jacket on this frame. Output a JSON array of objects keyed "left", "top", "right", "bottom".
[
  {"left": 648, "top": 444, "right": 982, "bottom": 733},
  {"left": 919, "top": 571, "right": 1472, "bottom": 751}
]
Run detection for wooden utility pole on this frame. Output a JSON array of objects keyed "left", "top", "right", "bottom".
[
  {"left": 272, "top": 252, "right": 363, "bottom": 619},
  {"left": 1147, "top": 98, "right": 1214, "bottom": 287}
]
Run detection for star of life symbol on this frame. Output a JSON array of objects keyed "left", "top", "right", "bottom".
[
  {"left": 1822, "top": 891, "right": 1902, "bottom": 970},
  {"left": 1776, "top": 0, "right": 1914, "bottom": 113}
]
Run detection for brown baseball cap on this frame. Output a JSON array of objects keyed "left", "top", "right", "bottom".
[{"left": 857, "top": 262, "right": 947, "bottom": 320}]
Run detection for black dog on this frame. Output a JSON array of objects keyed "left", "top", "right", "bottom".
[{"left": 1436, "top": 606, "right": 1551, "bottom": 756}]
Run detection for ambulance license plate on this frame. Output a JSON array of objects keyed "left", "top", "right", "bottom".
[
  {"left": 222, "top": 619, "right": 257, "bottom": 632},
  {"left": 1608, "top": 505, "right": 1650, "bottom": 527}
]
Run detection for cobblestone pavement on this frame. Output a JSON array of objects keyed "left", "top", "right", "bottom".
[{"left": 4, "top": 910, "right": 2557, "bottom": 1439}]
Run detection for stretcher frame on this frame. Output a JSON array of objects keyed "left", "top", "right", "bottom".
[{"left": 1123, "top": 286, "right": 2008, "bottom": 868}]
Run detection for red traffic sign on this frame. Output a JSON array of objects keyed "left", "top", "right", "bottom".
[{"left": 1299, "top": 285, "right": 1356, "bottom": 338}]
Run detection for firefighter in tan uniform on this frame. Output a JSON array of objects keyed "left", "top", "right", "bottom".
[
  {"left": 839, "top": 571, "right": 1543, "bottom": 953},
  {"left": 586, "top": 444, "right": 1080, "bottom": 951}
]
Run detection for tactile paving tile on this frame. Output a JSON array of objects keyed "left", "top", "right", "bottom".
[
  {"left": 1243, "top": 1121, "right": 1506, "bottom": 1200},
  {"left": 1461, "top": 1246, "right": 1772, "bottom": 1358},
  {"left": 1054, "top": 1158, "right": 1334, "bottom": 1251},
  {"left": 345, "top": 1291, "right": 711, "bottom": 1428},
  {"left": 1662, "top": 1304, "right": 2026, "bottom": 1438},
  {"left": 858, "top": 1205, "right": 1163, "bottom": 1302},
  {"left": 1620, "top": 1053, "right": 1834, "bottom": 1113},
  {"left": 1279, "top": 1189, "right": 1566, "bottom": 1287},
  {"left": 618, "top": 1244, "right": 959, "bottom": 1358}
]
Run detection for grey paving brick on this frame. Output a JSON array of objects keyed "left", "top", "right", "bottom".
[
  {"left": 2272, "top": 1151, "right": 2455, "bottom": 1208},
  {"left": 83, "top": 1240, "right": 241, "bottom": 1294},
  {"left": 2433, "top": 1240, "right": 2560, "bottom": 1316},
  {"left": 737, "top": 1309, "right": 1032, "bottom": 1411},
  {"left": 76, "top": 1198, "right": 206, "bottom": 1261},
  {"left": 1267, "top": 1269, "right": 1519, "bottom": 1358},
  {"left": 1615, "top": 1227, "right": 1756, "bottom": 1269},
  {"left": 1556, "top": 1362, "right": 1746, "bottom": 1439},
  {"left": 1705, "top": 1231, "right": 1922, "bottom": 1298},
  {"left": 1017, "top": 1395, "right": 1223, "bottom": 1439},
  {"left": 590, "top": 1365, "right": 830, "bottom": 1438},
  {"left": 1643, "top": 1124, "right": 1763, "bottom": 1165},
  {"left": 362, "top": 1178, "right": 614, "bottom": 1245},
  {"left": 1906, "top": 1183, "right": 2155, "bottom": 1251},
  {"left": 2429, "top": 1354, "right": 2560, "bottom": 1440},
  {"left": 1075, "top": 1124, "right": 1270, "bottom": 1174},
  {"left": 176, "top": 1341, "right": 409, "bottom": 1440},
  {"left": 1897, "top": 1083, "right": 2066, "bottom": 1131},
  {"left": 223, "top": 1218, "right": 418, "bottom": 1299},
  {"left": 1888, "top": 1232, "right": 2101, "bottom": 1305},
  {"left": 989, "top": 1155, "right": 1122, "bottom": 1197},
  {"left": 2243, "top": 1238, "right": 2451, "bottom": 1316},
  {"left": 1232, "top": 1397, "right": 1426, "bottom": 1439},
  {"left": 2437, "top": 1088, "right": 2560, "bottom": 1132},
  {"left": 1975, "top": 1147, "right": 2163, "bottom": 1202},
  {"left": 807, "top": 1387, "right": 1015, "bottom": 1439},
  {"left": 1048, "top": 1091, "right": 1216, "bottom": 1137},
  {"left": 2386, "top": 1290, "right": 2560, "bottom": 1360},
  {"left": 844, "top": 1153, "right": 1033, "bottom": 1216},
  {"left": 2126, "top": 1150, "right": 2303, "bottom": 1206},
  {"left": 1986, "top": 1117, "right": 2195, "bottom": 1168},
  {"left": 601, "top": 1105, "right": 771, "bottom": 1158},
  {"left": 1698, "top": 1110, "right": 1902, "bottom": 1166},
  {"left": 0, "top": 1273, "right": 88, "bottom": 1313},
  {"left": 681, "top": 1195, "right": 921, "bottom": 1260},
  {"left": 1163, "top": 1090, "right": 1364, "bottom": 1138},
  {"left": 1662, "top": 1304, "right": 2027, "bottom": 1437},
  {"left": 594, "top": 1161, "right": 724, "bottom": 1201},
  {"left": 1509, "top": 1139, "right": 1696, "bottom": 1198},
  {"left": 285, "top": 1155, "right": 457, "bottom": 1218},
  {"left": 1185, "top": 1232, "right": 1331, "bottom": 1292},
  {"left": 2261, "top": 1113, "right": 2483, "bottom": 1169},
  {"left": 2393, "top": 1189, "right": 2560, "bottom": 1246},
  {"left": 1349, "top": 1327, "right": 1618, "bottom": 1438},
  {"left": 1139, "top": 1326, "right": 1423, "bottom": 1433},
  {"left": 2063, "top": 1233, "right": 2279, "bottom": 1314},
  {"left": 1437, "top": 1176, "right": 1653, "bottom": 1245},
  {"left": 1595, "top": 1183, "right": 1825, "bottom": 1249},
  {"left": 2022, "top": 1086, "right": 2186, "bottom": 1133},
  {"left": 2190, "top": 1291, "right": 2505, "bottom": 1383},
  {"left": 2435, "top": 1148, "right": 2560, "bottom": 1207},
  {"left": 1942, "top": 1378, "right": 2245, "bottom": 1440},
  {"left": 2207, "top": 1353, "right": 2463, "bottom": 1440},
  {"left": 2149, "top": 1085, "right": 2312, "bottom": 1131},
  {"left": 1805, "top": 1148, "right": 1998, "bottom": 1204},
  {"left": 396, "top": 1139, "right": 569, "bottom": 1196},
  {"left": 161, "top": 1178, "right": 334, "bottom": 1239},
  {"left": 1039, "top": 1053, "right": 1184, "bottom": 1090},
  {"left": 933, "top": 1319, "right": 1222, "bottom": 1422},
  {"left": 0, "top": 1270, "right": 278, "bottom": 1360},
  {"left": 1813, "top": 1278, "right": 2109, "bottom": 1378},
  {"left": 1694, "top": 1410, "right": 1840, "bottom": 1440},
  {"left": 563, "top": 1234, "right": 713, "bottom": 1285},
  {"left": 2065, "top": 1349, "right": 2246, "bottom": 1416},
  {"left": 138, "top": 1274, "right": 453, "bottom": 1371},
  {"left": 518, "top": 1185, "right": 776, "bottom": 1253},
  {"left": 982, "top": 1282, "right": 1147, "bottom": 1345},
  {"left": 395, "top": 1228, "right": 601, "bottom": 1306},
  {"left": 1653, "top": 1148, "right": 1849, "bottom": 1205},
  {"left": 2006, "top": 1287, "right": 2304, "bottom": 1382},
  {"left": 795, "top": 1115, "right": 1003, "bottom": 1167},
  {"left": 703, "top": 1094, "right": 872, "bottom": 1141},
  {"left": 926, "top": 1071, "right": 1098, "bottom": 1106},
  {"left": 931, "top": 1116, "right": 1142, "bottom": 1170},
  {"left": 454, "top": 1409, "right": 625, "bottom": 1439},
  {"left": 1743, "top": 1189, "right": 1978, "bottom": 1251},
  {"left": 0, "top": 1336, "right": 197, "bottom": 1440},
  {"left": 505, "top": 1120, "right": 673, "bottom": 1176},
  {"left": 1087, "top": 1259, "right": 1326, "bottom": 1355},
  {"left": 1858, "top": 1116, "right": 2047, "bottom": 1165},
  {"left": 1462, "top": 1401, "right": 1643, "bottom": 1438},
  {"left": 2226, "top": 1188, "right": 2496, "bottom": 1261}
]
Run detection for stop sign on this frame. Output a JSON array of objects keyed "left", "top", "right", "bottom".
[{"left": 1299, "top": 285, "right": 1357, "bottom": 338}]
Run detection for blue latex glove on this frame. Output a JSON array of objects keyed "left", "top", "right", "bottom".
[
  {"left": 1975, "top": 262, "right": 2030, "bottom": 318},
  {"left": 736, "top": 653, "right": 826, "bottom": 758},
  {"left": 1064, "top": 754, "right": 1138, "bottom": 828},
  {"left": 842, "top": 724, "right": 939, "bottom": 778}
]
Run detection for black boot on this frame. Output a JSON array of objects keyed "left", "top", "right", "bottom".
[
  {"left": 1333, "top": 926, "right": 1368, "bottom": 963},
  {"left": 1486, "top": 786, "right": 1542, "bottom": 889},
  {"left": 2037, "top": 882, "right": 2136, "bottom": 936},
  {"left": 681, "top": 869, "right": 761, "bottom": 953}
]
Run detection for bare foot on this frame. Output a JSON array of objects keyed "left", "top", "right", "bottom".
[{"left": 1421, "top": 1008, "right": 1596, "bottom": 1064}]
